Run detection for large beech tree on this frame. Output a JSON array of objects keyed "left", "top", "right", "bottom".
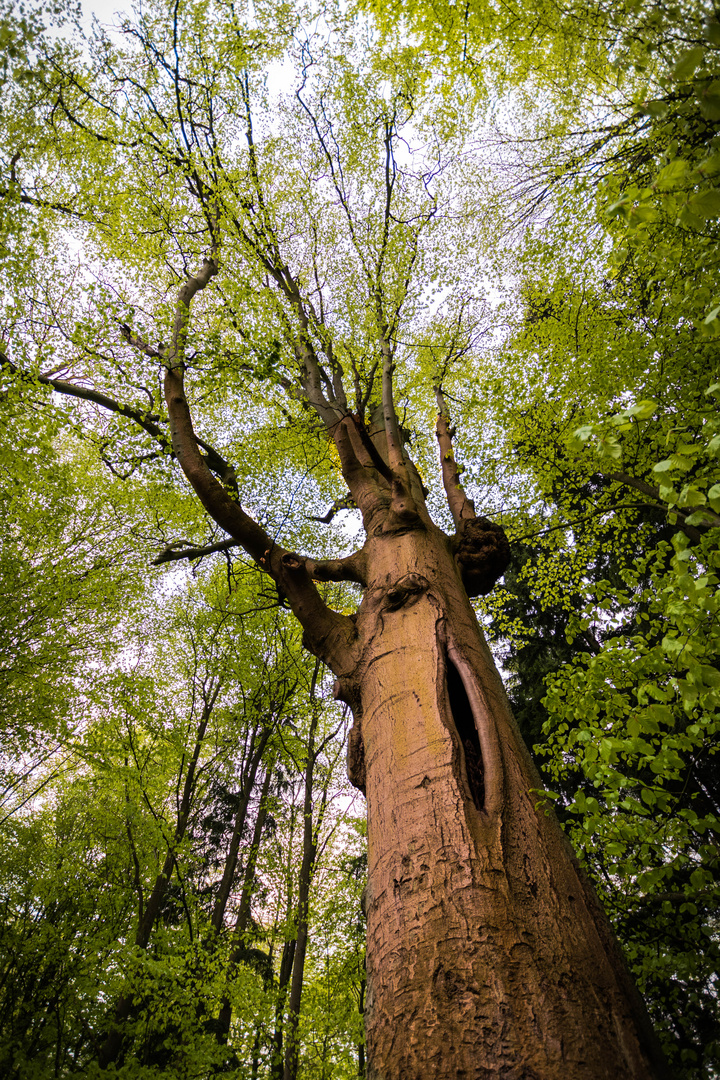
[{"left": 1, "top": 1, "right": 674, "bottom": 1075}]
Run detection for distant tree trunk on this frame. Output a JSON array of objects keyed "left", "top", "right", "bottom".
[
  {"left": 270, "top": 931, "right": 296, "bottom": 1079},
  {"left": 97, "top": 681, "right": 220, "bottom": 1069},
  {"left": 282, "top": 705, "right": 321, "bottom": 1080},
  {"left": 214, "top": 763, "right": 275, "bottom": 1044},
  {"left": 211, "top": 722, "right": 273, "bottom": 934},
  {"left": 357, "top": 975, "right": 365, "bottom": 1079}
]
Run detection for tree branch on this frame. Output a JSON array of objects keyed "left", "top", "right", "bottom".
[
  {"left": 0, "top": 352, "right": 239, "bottom": 496},
  {"left": 152, "top": 538, "right": 240, "bottom": 564},
  {"left": 379, "top": 335, "right": 420, "bottom": 528},
  {"left": 330, "top": 417, "right": 389, "bottom": 531},
  {"left": 308, "top": 493, "right": 356, "bottom": 524},
  {"left": 306, "top": 552, "right": 367, "bottom": 586},
  {"left": 160, "top": 254, "right": 357, "bottom": 669},
  {"left": 603, "top": 470, "right": 719, "bottom": 540},
  {"left": 435, "top": 386, "right": 476, "bottom": 528}
]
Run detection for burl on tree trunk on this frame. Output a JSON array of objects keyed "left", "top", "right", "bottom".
[{"left": 107, "top": 247, "right": 669, "bottom": 1078}]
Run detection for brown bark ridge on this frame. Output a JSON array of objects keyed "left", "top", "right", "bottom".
[{"left": 340, "top": 523, "right": 669, "bottom": 1080}]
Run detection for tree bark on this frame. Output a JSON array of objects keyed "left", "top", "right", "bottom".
[
  {"left": 214, "top": 763, "right": 275, "bottom": 1045},
  {"left": 338, "top": 523, "right": 669, "bottom": 1080},
  {"left": 211, "top": 724, "right": 272, "bottom": 933}
]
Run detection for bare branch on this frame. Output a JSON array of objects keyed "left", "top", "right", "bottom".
[
  {"left": 308, "top": 493, "right": 356, "bottom": 524},
  {"left": 152, "top": 538, "right": 240, "bottom": 564},
  {"left": 0, "top": 351, "right": 239, "bottom": 495},
  {"left": 380, "top": 340, "right": 420, "bottom": 527},
  {"left": 160, "top": 254, "right": 357, "bottom": 669},
  {"left": 603, "top": 470, "right": 719, "bottom": 541}
]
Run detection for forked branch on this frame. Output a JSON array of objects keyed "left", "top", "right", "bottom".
[
  {"left": 153, "top": 538, "right": 240, "bottom": 564},
  {"left": 159, "top": 250, "right": 358, "bottom": 667}
]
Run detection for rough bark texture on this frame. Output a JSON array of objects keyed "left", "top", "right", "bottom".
[{"left": 337, "top": 525, "right": 669, "bottom": 1080}]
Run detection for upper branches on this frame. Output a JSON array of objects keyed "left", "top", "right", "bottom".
[{"left": 5, "top": 5, "right": 513, "bottom": 615}]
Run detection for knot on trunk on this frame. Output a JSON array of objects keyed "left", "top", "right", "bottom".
[
  {"left": 452, "top": 517, "right": 510, "bottom": 597},
  {"left": 385, "top": 573, "right": 429, "bottom": 611},
  {"left": 280, "top": 551, "right": 305, "bottom": 571}
]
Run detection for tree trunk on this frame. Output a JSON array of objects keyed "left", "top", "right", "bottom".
[
  {"left": 214, "top": 763, "right": 275, "bottom": 1045},
  {"left": 211, "top": 724, "right": 272, "bottom": 933},
  {"left": 97, "top": 686, "right": 219, "bottom": 1069},
  {"left": 282, "top": 709, "right": 320, "bottom": 1080},
  {"left": 341, "top": 524, "right": 669, "bottom": 1080}
]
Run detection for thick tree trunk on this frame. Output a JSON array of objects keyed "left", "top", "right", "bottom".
[{"left": 342, "top": 525, "right": 668, "bottom": 1080}]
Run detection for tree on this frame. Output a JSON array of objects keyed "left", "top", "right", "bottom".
[
  {"left": 1, "top": 1, "right": 679, "bottom": 1076},
  {"left": 434, "top": 5, "right": 720, "bottom": 1073}
]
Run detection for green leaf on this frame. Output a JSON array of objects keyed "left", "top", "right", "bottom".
[
  {"left": 662, "top": 635, "right": 684, "bottom": 658},
  {"left": 706, "top": 18, "right": 720, "bottom": 46},
  {"left": 571, "top": 424, "right": 595, "bottom": 444},
  {"left": 641, "top": 99, "right": 669, "bottom": 119},
  {"left": 699, "top": 94, "right": 720, "bottom": 122},
  {"left": 678, "top": 485, "right": 706, "bottom": 508},
  {"left": 653, "top": 458, "right": 674, "bottom": 473},
  {"left": 599, "top": 437, "right": 622, "bottom": 460},
  {"left": 688, "top": 189, "right": 720, "bottom": 218},
  {"left": 625, "top": 400, "right": 656, "bottom": 420},
  {"left": 656, "top": 157, "right": 690, "bottom": 187},
  {"left": 673, "top": 47, "right": 705, "bottom": 81},
  {"left": 696, "top": 151, "right": 720, "bottom": 177}
]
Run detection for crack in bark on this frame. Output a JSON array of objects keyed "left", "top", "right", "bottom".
[{"left": 445, "top": 654, "right": 485, "bottom": 813}]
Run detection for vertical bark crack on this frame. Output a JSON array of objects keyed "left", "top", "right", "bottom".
[{"left": 446, "top": 655, "right": 485, "bottom": 812}]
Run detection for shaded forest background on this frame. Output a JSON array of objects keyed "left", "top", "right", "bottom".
[{"left": 1, "top": 0, "right": 719, "bottom": 1076}]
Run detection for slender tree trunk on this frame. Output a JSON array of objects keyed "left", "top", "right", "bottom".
[
  {"left": 211, "top": 724, "right": 272, "bottom": 933},
  {"left": 270, "top": 937, "right": 296, "bottom": 1080},
  {"left": 270, "top": 808, "right": 298, "bottom": 1080},
  {"left": 357, "top": 975, "right": 366, "bottom": 1079},
  {"left": 282, "top": 709, "right": 320, "bottom": 1080},
  {"left": 97, "top": 688, "right": 218, "bottom": 1069},
  {"left": 234, "top": 763, "right": 274, "bottom": 941},
  {"left": 340, "top": 525, "right": 669, "bottom": 1080},
  {"left": 214, "top": 763, "right": 274, "bottom": 1044}
]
